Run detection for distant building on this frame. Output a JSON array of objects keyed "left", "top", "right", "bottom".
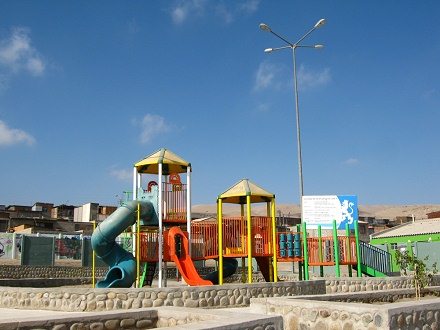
[
  {"left": 31, "top": 202, "right": 54, "bottom": 217},
  {"left": 427, "top": 211, "right": 440, "bottom": 219},
  {"left": 74, "top": 203, "right": 99, "bottom": 222},
  {"left": 51, "top": 205, "right": 75, "bottom": 221},
  {"left": 74, "top": 203, "right": 117, "bottom": 222}
]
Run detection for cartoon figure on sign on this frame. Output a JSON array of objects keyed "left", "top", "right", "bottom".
[
  {"left": 341, "top": 200, "right": 354, "bottom": 225},
  {"left": 338, "top": 196, "right": 358, "bottom": 229}
]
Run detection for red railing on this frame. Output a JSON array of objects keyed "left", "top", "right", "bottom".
[
  {"left": 139, "top": 229, "right": 159, "bottom": 262},
  {"left": 190, "top": 221, "right": 218, "bottom": 260},
  {"left": 162, "top": 182, "right": 187, "bottom": 223},
  {"left": 251, "top": 216, "right": 272, "bottom": 257},
  {"left": 339, "top": 236, "right": 357, "bottom": 265},
  {"left": 137, "top": 222, "right": 358, "bottom": 266},
  {"left": 307, "top": 236, "right": 335, "bottom": 266},
  {"left": 222, "top": 217, "right": 247, "bottom": 257}
]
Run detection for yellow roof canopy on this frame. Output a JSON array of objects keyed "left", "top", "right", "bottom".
[
  {"left": 218, "top": 179, "right": 274, "bottom": 204},
  {"left": 134, "top": 148, "right": 191, "bottom": 175}
]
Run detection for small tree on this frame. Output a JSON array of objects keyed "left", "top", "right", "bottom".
[{"left": 395, "top": 249, "right": 437, "bottom": 300}]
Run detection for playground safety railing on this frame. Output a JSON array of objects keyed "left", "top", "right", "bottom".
[
  {"left": 338, "top": 236, "right": 357, "bottom": 265},
  {"left": 251, "top": 216, "right": 273, "bottom": 257},
  {"left": 190, "top": 221, "right": 218, "bottom": 260},
  {"left": 222, "top": 217, "right": 248, "bottom": 257},
  {"left": 139, "top": 229, "right": 159, "bottom": 262},
  {"left": 162, "top": 182, "right": 187, "bottom": 223},
  {"left": 307, "top": 236, "right": 335, "bottom": 266},
  {"left": 359, "top": 240, "right": 393, "bottom": 275}
]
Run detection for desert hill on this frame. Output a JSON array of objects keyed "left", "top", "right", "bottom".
[{"left": 192, "top": 204, "right": 440, "bottom": 220}]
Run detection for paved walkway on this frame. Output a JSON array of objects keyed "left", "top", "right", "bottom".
[{"left": 0, "top": 308, "right": 88, "bottom": 322}]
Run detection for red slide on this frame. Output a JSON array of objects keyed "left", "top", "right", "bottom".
[{"left": 166, "top": 227, "right": 213, "bottom": 286}]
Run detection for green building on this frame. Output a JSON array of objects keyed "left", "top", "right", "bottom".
[{"left": 370, "top": 217, "right": 440, "bottom": 271}]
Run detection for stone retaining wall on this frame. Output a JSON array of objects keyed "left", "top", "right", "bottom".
[
  {"left": 0, "top": 265, "right": 108, "bottom": 279},
  {"left": 250, "top": 287, "right": 440, "bottom": 330},
  {"left": 0, "top": 280, "right": 324, "bottom": 312},
  {"left": 1, "top": 276, "right": 438, "bottom": 312},
  {"left": 0, "top": 307, "right": 283, "bottom": 330}
]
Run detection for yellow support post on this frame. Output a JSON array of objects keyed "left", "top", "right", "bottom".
[
  {"left": 241, "top": 204, "right": 246, "bottom": 283},
  {"left": 271, "top": 198, "right": 278, "bottom": 282},
  {"left": 246, "top": 195, "right": 252, "bottom": 283},
  {"left": 217, "top": 199, "right": 223, "bottom": 285},
  {"left": 136, "top": 202, "right": 141, "bottom": 288}
]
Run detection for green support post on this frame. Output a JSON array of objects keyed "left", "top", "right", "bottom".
[
  {"left": 332, "top": 220, "right": 341, "bottom": 277},
  {"left": 318, "top": 225, "right": 324, "bottom": 277},
  {"left": 354, "top": 220, "right": 361, "bottom": 277},
  {"left": 302, "top": 222, "right": 309, "bottom": 280},
  {"left": 297, "top": 224, "right": 302, "bottom": 281},
  {"left": 345, "top": 222, "right": 352, "bottom": 277}
]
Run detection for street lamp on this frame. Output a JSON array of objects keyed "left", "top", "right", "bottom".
[{"left": 259, "top": 19, "right": 326, "bottom": 205}]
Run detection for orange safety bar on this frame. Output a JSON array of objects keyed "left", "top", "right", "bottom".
[
  {"left": 338, "top": 236, "right": 357, "bottom": 265},
  {"left": 163, "top": 182, "right": 187, "bottom": 223},
  {"left": 307, "top": 236, "right": 335, "bottom": 266},
  {"left": 190, "top": 221, "right": 218, "bottom": 260}
]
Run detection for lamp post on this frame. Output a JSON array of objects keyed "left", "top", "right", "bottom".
[{"left": 259, "top": 19, "right": 326, "bottom": 206}]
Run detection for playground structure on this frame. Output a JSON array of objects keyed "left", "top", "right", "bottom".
[{"left": 91, "top": 148, "right": 393, "bottom": 289}]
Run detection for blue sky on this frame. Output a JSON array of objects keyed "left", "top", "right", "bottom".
[{"left": 0, "top": 1, "right": 439, "bottom": 207}]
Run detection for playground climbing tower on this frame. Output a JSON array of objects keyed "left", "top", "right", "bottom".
[{"left": 133, "top": 148, "right": 192, "bottom": 288}]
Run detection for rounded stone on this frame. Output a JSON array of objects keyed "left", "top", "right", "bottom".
[
  {"left": 52, "top": 325, "right": 67, "bottom": 330},
  {"left": 342, "top": 322, "right": 353, "bottom": 330},
  {"left": 374, "top": 313, "right": 383, "bottom": 327},
  {"left": 120, "top": 318, "right": 136, "bottom": 328},
  {"left": 361, "top": 313, "right": 373, "bottom": 325},
  {"left": 70, "top": 323, "right": 85, "bottom": 330},
  {"left": 105, "top": 299, "right": 114, "bottom": 310},
  {"left": 153, "top": 299, "right": 163, "bottom": 307},
  {"left": 320, "top": 309, "right": 331, "bottom": 318},
  {"left": 116, "top": 293, "right": 127, "bottom": 300},
  {"left": 142, "top": 299, "right": 153, "bottom": 308},
  {"left": 339, "top": 312, "right": 349, "bottom": 321},
  {"left": 314, "top": 320, "right": 327, "bottom": 330},
  {"left": 89, "top": 322, "right": 104, "bottom": 330},
  {"left": 331, "top": 311, "right": 339, "bottom": 321},
  {"left": 136, "top": 320, "right": 153, "bottom": 328},
  {"left": 131, "top": 299, "right": 142, "bottom": 309},
  {"left": 107, "top": 292, "right": 116, "bottom": 299}
]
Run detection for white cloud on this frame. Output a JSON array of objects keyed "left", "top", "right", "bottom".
[
  {"left": 171, "top": 0, "right": 207, "bottom": 24},
  {"left": 256, "top": 103, "right": 271, "bottom": 112},
  {"left": 254, "top": 61, "right": 283, "bottom": 91},
  {"left": 422, "top": 88, "right": 439, "bottom": 101},
  {"left": 343, "top": 158, "right": 359, "bottom": 166},
  {"left": 0, "top": 27, "right": 46, "bottom": 76},
  {"left": 135, "top": 114, "right": 171, "bottom": 144},
  {"left": 127, "top": 18, "right": 140, "bottom": 35},
  {"left": 297, "top": 65, "right": 331, "bottom": 90},
  {"left": 0, "top": 120, "right": 35, "bottom": 147},
  {"left": 215, "top": 4, "right": 234, "bottom": 24},
  {"left": 109, "top": 167, "right": 132, "bottom": 181},
  {"left": 170, "top": 0, "right": 259, "bottom": 25},
  {"left": 239, "top": 0, "right": 260, "bottom": 14}
]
